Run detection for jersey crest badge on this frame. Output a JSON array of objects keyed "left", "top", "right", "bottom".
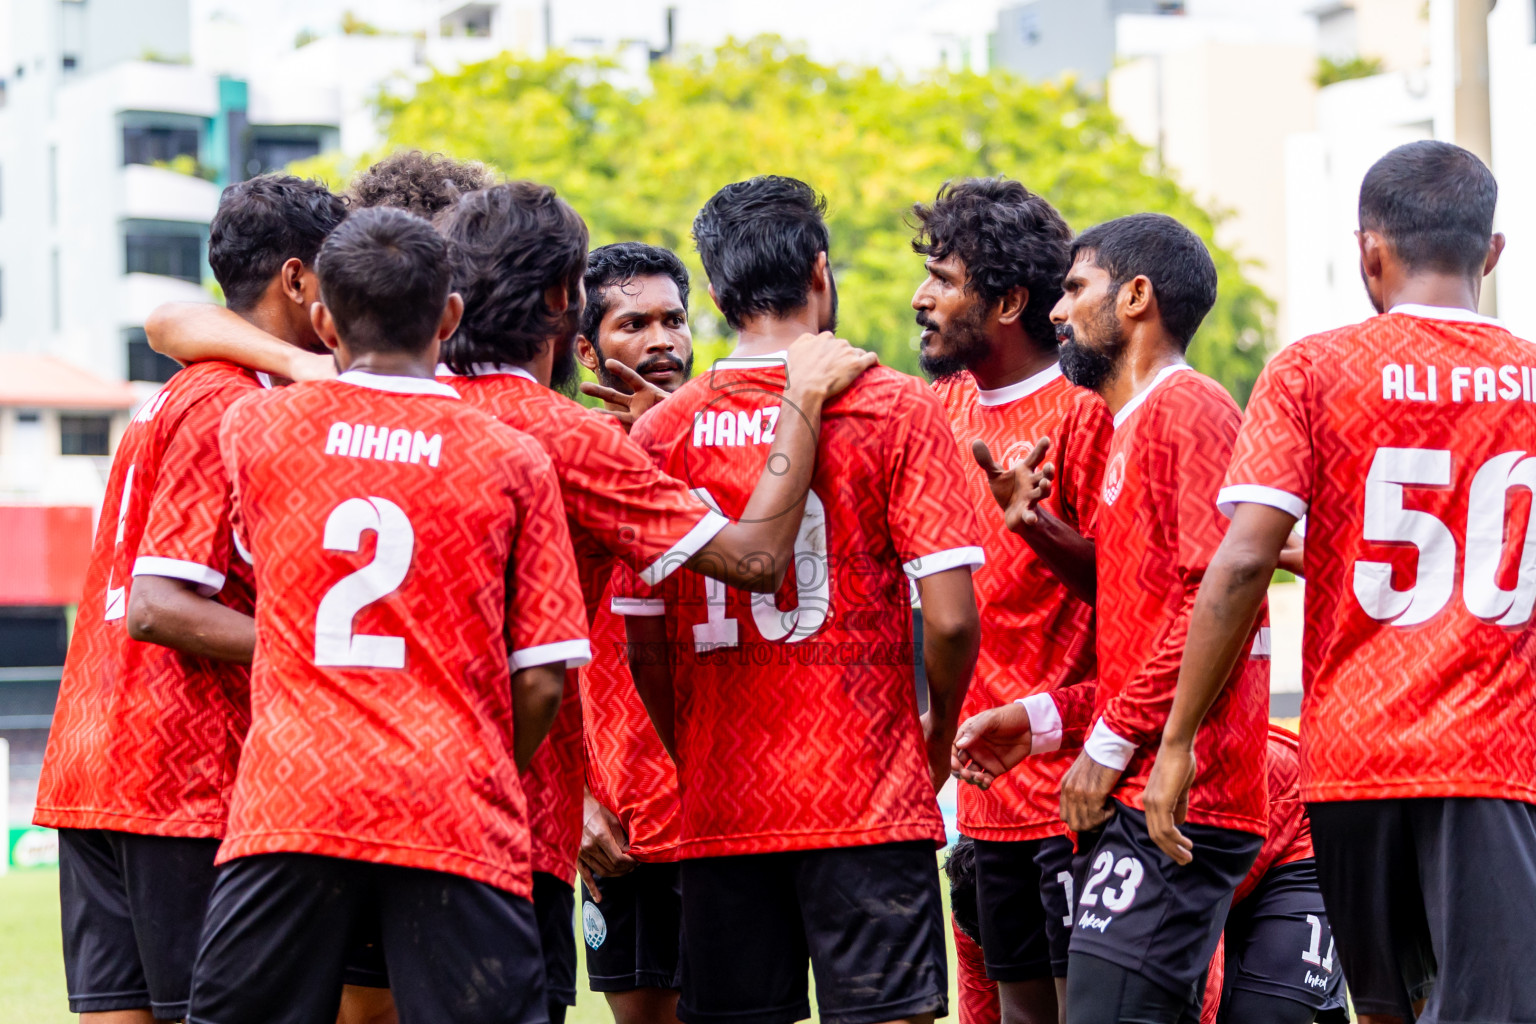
[{"left": 1103, "top": 451, "right": 1126, "bottom": 506}]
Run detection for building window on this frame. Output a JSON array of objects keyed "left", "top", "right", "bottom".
[
  {"left": 125, "top": 231, "right": 202, "bottom": 283},
  {"left": 59, "top": 414, "right": 111, "bottom": 456},
  {"left": 245, "top": 135, "right": 322, "bottom": 177},
  {"left": 124, "top": 327, "right": 179, "bottom": 383},
  {"left": 61, "top": 55, "right": 78, "bottom": 71},
  {"left": 123, "top": 125, "right": 200, "bottom": 167}
]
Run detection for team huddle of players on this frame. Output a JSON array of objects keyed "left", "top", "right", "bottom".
[{"left": 30, "top": 135, "right": 1536, "bottom": 1024}]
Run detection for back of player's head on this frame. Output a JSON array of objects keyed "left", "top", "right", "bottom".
[
  {"left": 437, "top": 181, "right": 590, "bottom": 373},
  {"left": 581, "top": 242, "right": 691, "bottom": 343},
  {"left": 693, "top": 175, "right": 830, "bottom": 331},
  {"left": 208, "top": 174, "right": 348, "bottom": 312},
  {"left": 943, "top": 835, "right": 982, "bottom": 943},
  {"left": 1359, "top": 140, "right": 1497, "bottom": 278},
  {"left": 1071, "top": 213, "right": 1217, "bottom": 349},
  {"left": 347, "top": 150, "right": 496, "bottom": 221},
  {"left": 315, "top": 207, "right": 451, "bottom": 354},
  {"left": 910, "top": 176, "right": 1073, "bottom": 348}
]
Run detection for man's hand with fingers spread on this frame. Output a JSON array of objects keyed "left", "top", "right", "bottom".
[
  {"left": 1144, "top": 741, "right": 1197, "bottom": 865},
  {"left": 577, "top": 789, "right": 637, "bottom": 899},
  {"left": 951, "top": 703, "right": 1034, "bottom": 790},
  {"left": 580, "top": 359, "right": 672, "bottom": 430},
  {"left": 1059, "top": 751, "right": 1122, "bottom": 833},
  {"left": 972, "top": 437, "right": 1055, "bottom": 534}
]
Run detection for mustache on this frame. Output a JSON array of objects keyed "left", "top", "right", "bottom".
[
  {"left": 915, "top": 310, "right": 938, "bottom": 332},
  {"left": 634, "top": 352, "right": 687, "bottom": 377},
  {"left": 1055, "top": 323, "right": 1074, "bottom": 344}
]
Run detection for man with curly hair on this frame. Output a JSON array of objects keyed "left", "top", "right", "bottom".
[{"left": 346, "top": 149, "right": 496, "bottom": 220}]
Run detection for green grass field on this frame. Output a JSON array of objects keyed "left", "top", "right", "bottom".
[{"left": 0, "top": 866, "right": 960, "bottom": 1023}]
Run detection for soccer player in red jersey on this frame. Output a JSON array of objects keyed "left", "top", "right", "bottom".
[
  {"left": 952, "top": 214, "right": 1268, "bottom": 1024},
  {"left": 618, "top": 176, "right": 983, "bottom": 1024},
  {"left": 432, "top": 182, "right": 873, "bottom": 1024},
  {"left": 571, "top": 243, "right": 697, "bottom": 1024},
  {"left": 911, "top": 178, "right": 1113, "bottom": 1024},
  {"left": 31, "top": 175, "right": 346, "bottom": 1024},
  {"left": 1145, "top": 140, "right": 1536, "bottom": 1024},
  {"left": 184, "top": 207, "right": 588, "bottom": 1024}
]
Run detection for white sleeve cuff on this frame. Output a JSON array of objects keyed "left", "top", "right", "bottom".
[
  {"left": 611, "top": 596, "right": 666, "bottom": 617},
  {"left": 1250, "top": 625, "right": 1271, "bottom": 660},
  {"left": 511, "top": 638, "right": 591, "bottom": 670},
  {"left": 1017, "top": 694, "right": 1064, "bottom": 755},
  {"left": 1216, "top": 484, "right": 1308, "bottom": 520},
  {"left": 638, "top": 510, "right": 732, "bottom": 587},
  {"left": 132, "top": 557, "right": 226, "bottom": 597},
  {"left": 1084, "top": 718, "right": 1137, "bottom": 772},
  {"left": 903, "top": 546, "right": 986, "bottom": 579}
]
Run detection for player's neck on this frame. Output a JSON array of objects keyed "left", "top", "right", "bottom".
[
  {"left": 967, "top": 330, "right": 1057, "bottom": 392},
  {"left": 732, "top": 308, "right": 824, "bottom": 357},
  {"left": 240, "top": 302, "right": 306, "bottom": 352},
  {"left": 1101, "top": 334, "right": 1186, "bottom": 418},
  {"left": 1380, "top": 272, "right": 1483, "bottom": 316},
  {"left": 338, "top": 350, "right": 440, "bottom": 380}
]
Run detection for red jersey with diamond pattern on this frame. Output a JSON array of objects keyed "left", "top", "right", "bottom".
[
  {"left": 1224, "top": 310, "right": 1536, "bottom": 805},
  {"left": 1094, "top": 367, "right": 1268, "bottom": 835},
  {"left": 581, "top": 578, "right": 683, "bottom": 860},
  {"left": 441, "top": 366, "right": 720, "bottom": 882},
  {"left": 623, "top": 362, "right": 982, "bottom": 857},
  {"left": 35, "top": 361, "right": 262, "bottom": 838},
  {"left": 1235, "top": 725, "right": 1314, "bottom": 905},
  {"left": 934, "top": 366, "right": 1112, "bottom": 842},
  {"left": 216, "top": 373, "right": 588, "bottom": 896}
]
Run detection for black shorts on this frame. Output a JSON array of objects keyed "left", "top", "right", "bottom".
[
  {"left": 582, "top": 861, "right": 682, "bottom": 992},
  {"left": 1222, "top": 859, "right": 1347, "bottom": 1022},
  {"left": 971, "top": 834, "right": 1075, "bottom": 980},
  {"left": 185, "top": 853, "right": 547, "bottom": 1024},
  {"left": 678, "top": 840, "right": 948, "bottom": 1024},
  {"left": 1309, "top": 796, "right": 1536, "bottom": 1022},
  {"left": 1066, "top": 801, "right": 1260, "bottom": 1017},
  {"left": 57, "top": 827, "right": 222, "bottom": 1019}
]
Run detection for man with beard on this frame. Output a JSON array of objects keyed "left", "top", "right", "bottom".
[
  {"left": 617, "top": 175, "right": 982, "bottom": 1024},
  {"left": 910, "top": 178, "right": 1112, "bottom": 1024},
  {"left": 952, "top": 214, "right": 1268, "bottom": 1024},
  {"left": 434, "top": 182, "right": 877, "bottom": 1024},
  {"left": 571, "top": 243, "right": 695, "bottom": 1024}
]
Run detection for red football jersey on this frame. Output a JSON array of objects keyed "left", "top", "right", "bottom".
[
  {"left": 933, "top": 365, "right": 1112, "bottom": 841},
  {"left": 580, "top": 578, "right": 683, "bottom": 861},
  {"left": 1234, "top": 725, "right": 1313, "bottom": 905},
  {"left": 34, "top": 361, "right": 265, "bottom": 838},
  {"left": 1083, "top": 365, "right": 1268, "bottom": 835},
  {"left": 1223, "top": 306, "right": 1536, "bottom": 805},
  {"left": 439, "top": 364, "right": 723, "bottom": 882},
  {"left": 620, "top": 360, "right": 983, "bottom": 858},
  {"left": 953, "top": 921, "right": 999, "bottom": 1024},
  {"left": 216, "top": 371, "right": 589, "bottom": 896}
]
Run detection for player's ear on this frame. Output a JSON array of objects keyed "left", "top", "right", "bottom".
[
  {"left": 575, "top": 333, "right": 601, "bottom": 374},
  {"left": 1485, "top": 232, "right": 1507, "bottom": 277},
  {"left": 812, "top": 251, "right": 831, "bottom": 293},
  {"left": 708, "top": 283, "right": 722, "bottom": 315},
  {"left": 312, "top": 302, "right": 341, "bottom": 353},
  {"left": 1357, "top": 229, "right": 1383, "bottom": 281},
  {"left": 279, "top": 258, "right": 307, "bottom": 304},
  {"left": 996, "top": 284, "right": 1027, "bottom": 326},
  {"left": 1121, "top": 275, "right": 1155, "bottom": 321},
  {"left": 436, "top": 293, "right": 465, "bottom": 343},
  {"left": 544, "top": 280, "right": 570, "bottom": 320}
]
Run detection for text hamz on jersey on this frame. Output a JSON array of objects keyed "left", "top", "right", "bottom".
[
  {"left": 324, "top": 422, "right": 443, "bottom": 467},
  {"left": 1383, "top": 363, "right": 1536, "bottom": 403},
  {"left": 692, "top": 405, "right": 781, "bottom": 447}
]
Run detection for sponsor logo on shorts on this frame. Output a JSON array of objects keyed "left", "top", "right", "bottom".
[
  {"left": 1078, "top": 911, "right": 1112, "bottom": 933},
  {"left": 1305, "top": 971, "right": 1329, "bottom": 990},
  {"left": 582, "top": 900, "right": 607, "bottom": 950}
]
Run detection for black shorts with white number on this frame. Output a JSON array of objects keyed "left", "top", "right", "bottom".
[
  {"left": 1222, "top": 859, "right": 1348, "bottom": 1022},
  {"left": 1068, "top": 801, "right": 1261, "bottom": 1005},
  {"left": 971, "top": 835, "right": 1075, "bottom": 980}
]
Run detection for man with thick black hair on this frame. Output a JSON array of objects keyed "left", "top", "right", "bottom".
[
  {"left": 34, "top": 174, "right": 346, "bottom": 1024},
  {"left": 911, "top": 177, "right": 1111, "bottom": 1024},
  {"left": 619, "top": 175, "right": 983, "bottom": 1024},
  {"left": 1147, "top": 139, "right": 1536, "bottom": 1024},
  {"left": 954, "top": 213, "right": 1269, "bottom": 1024},
  {"left": 577, "top": 242, "right": 694, "bottom": 396}
]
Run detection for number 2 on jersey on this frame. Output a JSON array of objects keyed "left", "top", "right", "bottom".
[{"left": 314, "top": 496, "right": 414, "bottom": 669}]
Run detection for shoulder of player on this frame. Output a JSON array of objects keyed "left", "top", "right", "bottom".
[
  {"left": 839, "top": 365, "right": 940, "bottom": 413},
  {"left": 148, "top": 360, "right": 265, "bottom": 419},
  {"left": 1153, "top": 368, "right": 1240, "bottom": 418}
]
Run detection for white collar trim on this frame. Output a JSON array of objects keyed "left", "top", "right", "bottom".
[
  {"left": 1387, "top": 304, "right": 1504, "bottom": 329},
  {"left": 714, "top": 349, "right": 789, "bottom": 370},
  {"left": 975, "top": 362, "right": 1063, "bottom": 406},
  {"left": 337, "top": 370, "right": 461, "bottom": 398},
  {"left": 1113, "top": 362, "right": 1189, "bottom": 429},
  {"left": 434, "top": 362, "right": 539, "bottom": 383}
]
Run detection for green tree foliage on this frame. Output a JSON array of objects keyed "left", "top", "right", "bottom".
[
  {"left": 1315, "top": 54, "right": 1386, "bottom": 88},
  {"left": 323, "top": 37, "right": 1273, "bottom": 400}
]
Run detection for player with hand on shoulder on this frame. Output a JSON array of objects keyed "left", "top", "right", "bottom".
[
  {"left": 619, "top": 175, "right": 982, "bottom": 1024},
  {"left": 953, "top": 214, "right": 1269, "bottom": 1024},
  {"left": 912, "top": 177, "right": 1113, "bottom": 1024},
  {"left": 1144, "top": 140, "right": 1536, "bottom": 1024},
  {"left": 184, "top": 207, "right": 589, "bottom": 1024},
  {"left": 32, "top": 174, "right": 346, "bottom": 1024}
]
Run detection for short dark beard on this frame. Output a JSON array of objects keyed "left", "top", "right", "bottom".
[
  {"left": 1057, "top": 296, "right": 1127, "bottom": 392},
  {"left": 549, "top": 307, "right": 582, "bottom": 397},
  {"left": 916, "top": 301, "right": 992, "bottom": 382}
]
